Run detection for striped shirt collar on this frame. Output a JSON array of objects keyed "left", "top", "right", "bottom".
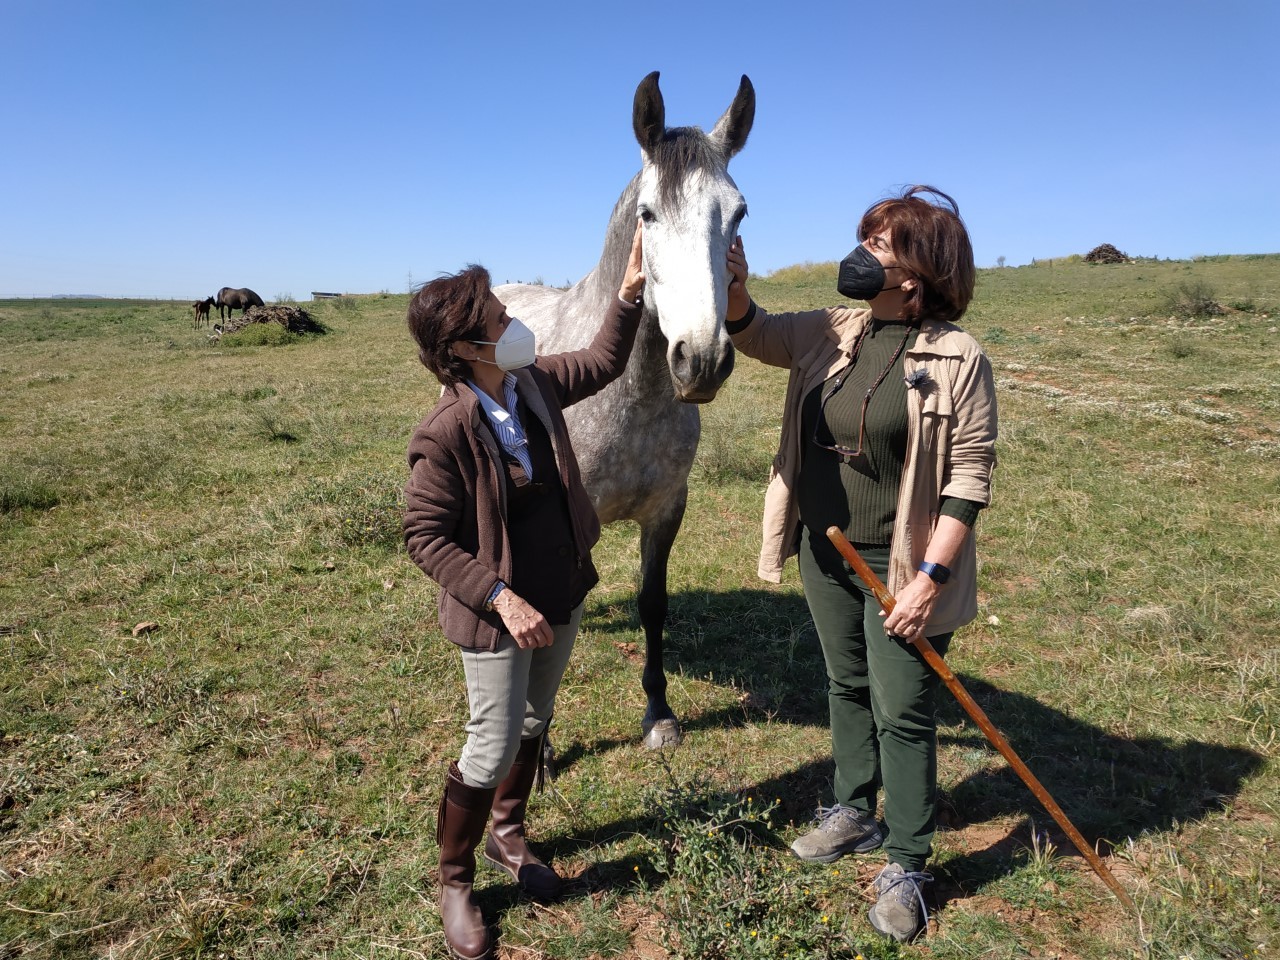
[{"left": 466, "top": 373, "right": 533, "bottom": 478}]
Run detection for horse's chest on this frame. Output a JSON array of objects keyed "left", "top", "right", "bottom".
[{"left": 565, "top": 400, "right": 698, "bottom": 519}]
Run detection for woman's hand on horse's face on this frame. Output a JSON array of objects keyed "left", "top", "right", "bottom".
[
  {"left": 493, "top": 589, "right": 555, "bottom": 648},
  {"left": 618, "top": 219, "right": 646, "bottom": 303},
  {"left": 727, "top": 235, "right": 751, "bottom": 322}
]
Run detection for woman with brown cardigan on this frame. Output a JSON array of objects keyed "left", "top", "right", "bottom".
[{"left": 403, "top": 226, "right": 644, "bottom": 960}]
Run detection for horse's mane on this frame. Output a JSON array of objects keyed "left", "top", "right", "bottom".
[{"left": 651, "top": 126, "right": 723, "bottom": 208}]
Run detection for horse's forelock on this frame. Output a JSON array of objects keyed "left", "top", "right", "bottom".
[{"left": 650, "top": 126, "right": 724, "bottom": 208}]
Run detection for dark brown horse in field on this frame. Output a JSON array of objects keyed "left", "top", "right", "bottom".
[
  {"left": 192, "top": 297, "right": 215, "bottom": 328},
  {"left": 215, "top": 287, "right": 264, "bottom": 320}
]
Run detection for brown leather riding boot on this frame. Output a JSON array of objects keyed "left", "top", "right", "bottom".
[
  {"left": 437, "top": 762, "right": 496, "bottom": 960},
  {"left": 483, "top": 735, "right": 563, "bottom": 901}
]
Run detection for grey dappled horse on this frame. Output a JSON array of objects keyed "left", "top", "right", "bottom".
[{"left": 496, "top": 71, "right": 754, "bottom": 749}]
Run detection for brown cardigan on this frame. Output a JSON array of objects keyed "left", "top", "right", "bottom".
[{"left": 404, "top": 297, "right": 642, "bottom": 650}]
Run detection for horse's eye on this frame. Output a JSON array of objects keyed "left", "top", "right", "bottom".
[{"left": 638, "top": 207, "right": 657, "bottom": 224}]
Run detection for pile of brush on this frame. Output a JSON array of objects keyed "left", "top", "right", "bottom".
[
  {"left": 1083, "top": 243, "right": 1130, "bottom": 264},
  {"left": 218, "top": 304, "right": 325, "bottom": 335}
]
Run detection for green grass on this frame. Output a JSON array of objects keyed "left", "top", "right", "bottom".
[{"left": 1, "top": 258, "right": 1278, "bottom": 959}]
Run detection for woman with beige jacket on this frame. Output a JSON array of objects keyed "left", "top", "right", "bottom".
[{"left": 725, "top": 186, "right": 997, "bottom": 943}]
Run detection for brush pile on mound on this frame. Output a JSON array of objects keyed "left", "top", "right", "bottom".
[
  {"left": 1083, "top": 243, "right": 1130, "bottom": 264},
  {"left": 220, "top": 304, "right": 325, "bottom": 335}
]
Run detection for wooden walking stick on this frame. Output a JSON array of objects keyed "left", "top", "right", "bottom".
[{"left": 825, "top": 526, "right": 1136, "bottom": 911}]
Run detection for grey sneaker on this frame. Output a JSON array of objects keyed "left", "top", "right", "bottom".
[
  {"left": 789, "top": 804, "right": 883, "bottom": 862},
  {"left": 868, "top": 862, "right": 932, "bottom": 942}
]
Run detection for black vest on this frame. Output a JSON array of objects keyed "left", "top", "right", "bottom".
[{"left": 493, "top": 401, "right": 591, "bottom": 625}]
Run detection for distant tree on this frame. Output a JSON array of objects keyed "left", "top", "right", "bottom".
[{"left": 996, "top": 255, "right": 1007, "bottom": 268}]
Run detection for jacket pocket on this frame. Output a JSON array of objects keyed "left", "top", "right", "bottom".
[{"left": 919, "top": 386, "right": 953, "bottom": 453}]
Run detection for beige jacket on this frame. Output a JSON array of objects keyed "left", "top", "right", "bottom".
[{"left": 730, "top": 304, "right": 997, "bottom": 635}]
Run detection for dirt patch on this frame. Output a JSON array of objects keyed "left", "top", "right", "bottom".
[
  {"left": 613, "top": 901, "right": 669, "bottom": 960},
  {"left": 613, "top": 641, "right": 642, "bottom": 663}
]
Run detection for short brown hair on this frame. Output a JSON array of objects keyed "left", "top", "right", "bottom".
[
  {"left": 407, "top": 265, "right": 492, "bottom": 387},
  {"left": 858, "top": 185, "right": 975, "bottom": 326}
]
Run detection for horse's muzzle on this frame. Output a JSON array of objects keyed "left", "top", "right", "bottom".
[{"left": 670, "top": 339, "right": 735, "bottom": 403}]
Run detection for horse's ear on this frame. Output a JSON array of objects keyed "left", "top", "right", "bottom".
[
  {"left": 632, "top": 71, "right": 665, "bottom": 156},
  {"left": 710, "top": 74, "right": 755, "bottom": 160}
]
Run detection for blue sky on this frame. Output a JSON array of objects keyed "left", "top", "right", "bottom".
[{"left": 2, "top": 1, "right": 1276, "bottom": 299}]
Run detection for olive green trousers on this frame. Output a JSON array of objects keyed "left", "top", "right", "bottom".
[{"left": 798, "top": 528, "right": 951, "bottom": 872}]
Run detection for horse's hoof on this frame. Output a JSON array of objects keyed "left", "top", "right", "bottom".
[{"left": 641, "top": 717, "right": 682, "bottom": 750}]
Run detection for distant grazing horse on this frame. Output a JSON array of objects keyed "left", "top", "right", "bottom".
[
  {"left": 192, "top": 296, "right": 215, "bottom": 327},
  {"left": 495, "top": 71, "right": 753, "bottom": 749},
  {"left": 215, "top": 286, "right": 264, "bottom": 320}
]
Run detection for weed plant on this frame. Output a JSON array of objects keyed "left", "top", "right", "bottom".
[
  {"left": 1159, "top": 280, "right": 1224, "bottom": 318},
  {"left": 644, "top": 771, "right": 869, "bottom": 959},
  {"left": 221, "top": 325, "right": 302, "bottom": 348}
]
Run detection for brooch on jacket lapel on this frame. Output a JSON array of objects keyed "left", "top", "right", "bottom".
[{"left": 903, "top": 367, "right": 933, "bottom": 392}]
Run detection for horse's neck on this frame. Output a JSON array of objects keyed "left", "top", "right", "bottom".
[
  {"left": 566, "top": 178, "right": 675, "bottom": 405},
  {"left": 581, "top": 177, "right": 641, "bottom": 302}
]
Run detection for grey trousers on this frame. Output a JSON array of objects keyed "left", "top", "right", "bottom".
[{"left": 456, "top": 603, "right": 583, "bottom": 789}]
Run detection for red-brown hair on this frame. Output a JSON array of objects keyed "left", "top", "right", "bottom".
[
  {"left": 858, "top": 185, "right": 975, "bottom": 326},
  {"left": 407, "top": 265, "right": 492, "bottom": 387}
]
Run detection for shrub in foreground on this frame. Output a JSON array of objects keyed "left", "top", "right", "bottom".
[
  {"left": 221, "top": 324, "right": 302, "bottom": 348},
  {"left": 644, "top": 773, "right": 870, "bottom": 959},
  {"left": 1159, "top": 280, "right": 1223, "bottom": 318}
]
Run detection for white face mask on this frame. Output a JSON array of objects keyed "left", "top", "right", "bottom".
[{"left": 469, "top": 317, "right": 537, "bottom": 371}]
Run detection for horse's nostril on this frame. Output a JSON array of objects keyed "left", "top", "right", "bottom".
[
  {"left": 673, "top": 340, "right": 690, "bottom": 362},
  {"left": 716, "top": 345, "right": 736, "bottom": 382}
]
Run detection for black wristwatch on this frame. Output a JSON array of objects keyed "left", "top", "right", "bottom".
[{"left": 918, "top": 561, "right": 951, "bottom": 585}]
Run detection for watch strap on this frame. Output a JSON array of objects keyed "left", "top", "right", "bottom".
[{"left": 918, "top": 561, "right": 951, "bottom": 585}]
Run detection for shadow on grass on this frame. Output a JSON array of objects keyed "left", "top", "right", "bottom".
[
  {"left": 542, "top": 586, "right": 1264, "bottom": 902},
  {"left": 582, "top": 586, "right": 831, "bottom": 723},
  {"left": 927, "top": 676, "right": 1266, "bottom": 900}
]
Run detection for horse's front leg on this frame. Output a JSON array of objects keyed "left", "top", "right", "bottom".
[{"left": 638, "top": 488, "right": 686, "bottom": 749}]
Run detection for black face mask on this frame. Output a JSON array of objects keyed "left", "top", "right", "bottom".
[{"left": 836, "top": 244, "right": 902, "bottom": 301}]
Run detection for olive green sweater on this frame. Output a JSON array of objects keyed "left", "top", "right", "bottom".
[{"left": 797, "top": 318, "right": 981, "bottom": 545}]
